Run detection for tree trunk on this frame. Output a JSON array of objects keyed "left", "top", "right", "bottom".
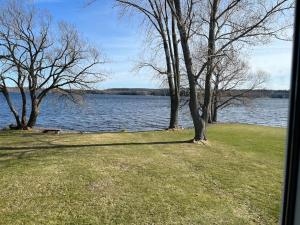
[
  {"left": 171, "top": 14, "right": 180, "bottom": 129},
  {"left": 173, "top": 0, "right": 205, "bottom": 141},
  {"left": 212, "top": 104, "right": 218, "bottom": 122},
  {"left": 202, "top": 0, "right": 219, "bottom": 125},
  {"left": 19, "top": 86, "right": 27, "bottom": 129},
  {"left": 210, "top": 95, "right": 218, "bottom": 123},
  {"left": 166, "top": 65, "right": 178, "bottom": 129},
  {"left": 189, "top": 87, "right": 205, "bottom": 140},
  {"left": 211, "top": 87, "right": 219, "bottom": 123},
  {"left": 27, "top": 98, "right": 39, "bottom": 128},
  {"left": 208, "top": 105, "right": 213, "bottom": 124},
  {"left": 165, "top": 13, "right": 181, "bottom": 130},
  {"left": 161, "top": 31, "right": 178, "bottom": 129},
  {"left": 169, "top": 93, "right": 179, "bottom": 129},
  {"left": 1, "top": 87, "right": 22, "bottom": 128}
]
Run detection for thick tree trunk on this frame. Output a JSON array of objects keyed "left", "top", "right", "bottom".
[
  {"left": 27, "top": 98, "right": 39, "bottom": 128},
  {"left": 173, "top": 0, "right": 205, "bottom": 141},
  {"left": 1, "top": 87, "right": 22, "bottom": 128},
  {"left": 169, "top": 93, "right": 179, "bottom": 129},
  {"left": 27, "top": 69, "right": 40, "bottom": 128},
  {"left": 212, "top": 105, "right": 218, "bottom": 122},
  {"left": 189, "top": 89, "right": 205, "bottom": 140}
]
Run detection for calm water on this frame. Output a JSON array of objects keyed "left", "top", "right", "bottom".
[{"left": 0, "top": 93, "right": 289, "bottom": 132}]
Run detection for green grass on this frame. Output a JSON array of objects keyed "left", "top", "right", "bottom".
[{"left": 0, "top": 124, "right": 286, "bottom": 225}]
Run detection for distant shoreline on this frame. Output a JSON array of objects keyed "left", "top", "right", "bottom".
[{"left": 4, "top": 88, "right": 290, "bottom": 98}]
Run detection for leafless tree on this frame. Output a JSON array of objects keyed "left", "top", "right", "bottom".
[
  {"left": 168, "top": 0, "right": 293, "bottom": 141},
  {"left": 166, "top": 0, "right": 206, "bottom": 141},
  {"left": 209, "top": 54, "right": 268, "bottom": 123},
  {"left": 0, "top": 1, "right": 105, "bottom": 129},
  {"left": 117, "top": 0, "right": 181, "bottom": 129},
  {"left": 198, "top": 0, "right": 293, "bottom": 124}
]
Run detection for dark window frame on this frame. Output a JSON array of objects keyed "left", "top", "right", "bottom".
[{"left": 281, "top": 1, "right": 300, "bottom": 224}]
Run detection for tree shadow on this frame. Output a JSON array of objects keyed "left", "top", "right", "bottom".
[
  {"left": 0, "top": 140, "right": 191, "bottom": 163},
  {"left": 0, "top": 140, "right": 190, "bottom": 151}
]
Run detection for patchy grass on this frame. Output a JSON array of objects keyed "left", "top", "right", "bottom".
[{"left": 0, "top": 124, "right": 286, "bottom": 225}]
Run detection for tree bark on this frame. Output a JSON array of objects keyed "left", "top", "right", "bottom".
[
  {"left": 169, "top": 93, "right": 179, "bottom": 129},
  {"left": 173, "top": 0, "right": 205, "bottom": 141},
  {"left": 27, "top": 98, "right": 39, "bottom": 128},
  {"left": 211, "top": 71, "right": 220, "bottom": 123},
  {"left": 161, "top": 29, "right": 178, "bottom": 129},
  {"left": 27, "top": 75, "right": 39, "bottom": 128},
  {"left": 165, "top": 14, "right": 181, "bottom": 130},
  {"left": 1, "top": 87, "right": 21, "bottom": 128},
  {"left": 210, "top": 94, "right": 218, "bottom": 123},
  {"left": 171, "top": 13, "right": 180, "bottom": 129},
  {"left": 19, "top": 86, "right": 27, "bottom": 129},
  {"left": 212, "top": 104, "right": 218, "bottom": 122},
  {"left": 208, "top": 105, "right": 213, "bottom": 124},
  {"left": 202, "top": 0, "right": 219, "bottom": 124}
]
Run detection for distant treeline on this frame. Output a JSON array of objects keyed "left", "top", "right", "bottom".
[
  {"left": 80, "top": 88, "right": 290, "bottom": 99},
  {"left": 5, "top": 88, "right": 289, "bottom": 98},
  {"left": 218, "top": 89, "right": 290, "bottom": 99},
  {"left": 86, "top": 88, "right": 171, "bottom": 96}
]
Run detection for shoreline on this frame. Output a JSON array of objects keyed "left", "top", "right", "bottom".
[
  {"left": 4, "top": 88, "right": 290, "bottom": 98},
  {"left": 0, "top": 122, "right": 286, "bottom": 135}
]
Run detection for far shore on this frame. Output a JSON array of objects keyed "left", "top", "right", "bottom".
[{"left": 4, "top": 87, "right": 290, "bottom": 98}]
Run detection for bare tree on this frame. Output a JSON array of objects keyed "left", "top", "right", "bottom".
[
  {"left": 0, "top": 1, "right": 105, "bottom": 129},
  {"left": 167, "top": 0, "right": 206, "bottom": 141},
  {"left": 117, "top": 0, "right": 181, "bottom": 129},
  {"left": 209, "top": 54, "right": 268, "bottom": 123},
  {"left": 197, "top": 0, "right": 293, "bottom": 121},
  {"left": 168, "top": 0, "right": 293, "bottom": 141}
]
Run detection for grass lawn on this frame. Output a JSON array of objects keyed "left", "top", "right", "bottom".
[{"left": 0, "top": 124, "right": 286, "bottom": 225}]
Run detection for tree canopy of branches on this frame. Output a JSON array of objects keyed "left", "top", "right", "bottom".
[{"left": 0, "top": 1, "right": 105, "bottom": 129}]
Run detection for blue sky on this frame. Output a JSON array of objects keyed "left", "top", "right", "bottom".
[{"left": 34, "top": 0, "right": 293, "bottom": 90}]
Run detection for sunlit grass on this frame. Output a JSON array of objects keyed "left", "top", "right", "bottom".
[{"left": 0, "top": 124, "right": 286, "bottom": 225}]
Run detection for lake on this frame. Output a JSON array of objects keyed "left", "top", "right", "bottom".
[{"left": 0, "top": 94, "right": 289, "bottom": 132}]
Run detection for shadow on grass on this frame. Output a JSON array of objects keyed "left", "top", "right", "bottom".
[
  {"left": 0, "top": 140, "right": 190, "bottom": 151},
  {"left": 0, "top": 140, "right": 192, "bottom": 163}
]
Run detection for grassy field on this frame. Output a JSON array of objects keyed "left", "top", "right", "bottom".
[{"left": 0, "top": 124, "right": 286, "bottom": 225}]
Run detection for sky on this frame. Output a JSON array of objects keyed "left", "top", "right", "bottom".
[{"left": 33, "top": 0, "right": 293, "bottom": 90}]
